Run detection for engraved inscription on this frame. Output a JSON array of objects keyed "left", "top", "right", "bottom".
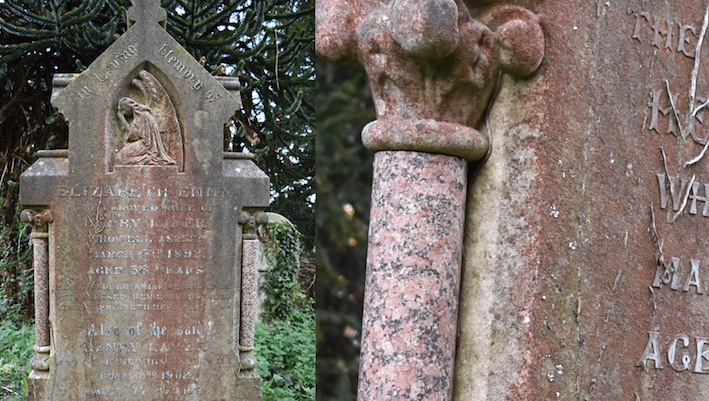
[
  {"left": 631, "top": 11, "right": 697, "bottom": 58},
  {"left": 54, "top": 182, "right": 234, "bottom": 397},
  {"left": 93, "top": 44, "right": 139, "bottom": 83},
  {"left": 155, "top": 43, "right": 224, "bottom": 104},
  {"left": 652, "top": 256, "right": 703, "bottom": 294},
  {"left": 657, "top": 173, "right": 709, "bottom": 217},
  {"left": 639, "top": 331, "right": 709, "bottom": 373},
  {"left": 76, "top": 44, "right": 139, "bottom": 100},
  {"left": 646, "top": 87, "right": 708, "bottom": 139},
  {"left": 57, "top": 185, "right": 228, "bottom": 198},
  {"left": 77, "top": 86, "right": 94, "bottom": 100},
  {"left": 156, "top": 44, "right": 204, "bottom": 92},
  {"left": 638, "top": 10, "right": 709, "bottom": 379}
]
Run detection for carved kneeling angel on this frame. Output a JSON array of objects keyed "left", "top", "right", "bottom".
[{"left": 116, "top": 96, "right": 176, "bottom": 166}]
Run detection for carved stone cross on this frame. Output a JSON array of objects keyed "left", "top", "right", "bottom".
[{"left": 127, "top": 0, "right": 167, "bottom": 28}]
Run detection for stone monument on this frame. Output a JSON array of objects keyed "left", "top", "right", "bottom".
[
  {"left": 19, "top": 1, "right": 269, "bottom": 399},
  {"left": 321, "top": 0, "right": 709, "bottom": 399}
]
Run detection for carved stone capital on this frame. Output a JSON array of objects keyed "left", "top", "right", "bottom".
[
  {"left": 20, "top": 209, "right": 53, "bottom": 236},
  {"left": 238, "top": 210, "right": 268, "bottom": 239},
  {"left": 317, "top": 1, "right": 545, "bottom": 160}
]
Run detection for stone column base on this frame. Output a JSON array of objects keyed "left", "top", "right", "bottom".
[
  {"left": 25, "top": 369, "right": 51, "bottom": 401},
  {"left": 25, "top": 345, "right": 51, "bottom": 401}
]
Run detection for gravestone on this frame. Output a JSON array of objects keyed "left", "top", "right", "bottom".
[
  {"left": 19, "top": 1, "right": 269, "bottom": 400},
  {"left": 320, "top": 0, "right": 709, "bottom": 399}
]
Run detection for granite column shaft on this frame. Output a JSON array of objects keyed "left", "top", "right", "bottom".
[
  {"left": 240, "top": 238, "right": 259, "bottom": 359},
  {"left": 237, "top": 210, "right": 268, "bottom": 374},
  {"left": 32, "top": 231, "right": 50, "bottom": 348}
]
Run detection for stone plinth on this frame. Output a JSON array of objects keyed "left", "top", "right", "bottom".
[{"left": 20, "top": 1, "right": 269, "bottom": 399}]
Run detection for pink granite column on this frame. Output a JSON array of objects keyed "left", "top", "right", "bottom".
[
  {"left": 20, "top": 209, "right": 53, "bottom": 372},
  {"left": 237, "top": 210, "right": 268, "bottom": 373},
  {"left": 358, "top": 151, "right": 467, "bottom": 399},
  {"left": 317, "top": 1, "right": 544, "bottom": 399}
]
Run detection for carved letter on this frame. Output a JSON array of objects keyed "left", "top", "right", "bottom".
[
  {"left": 652, "top": 16, "right": 674, "bottom": 50},
  {"left": 657, "top": 173, "right": 688, "bottom": 211},
  {"left": 695, "top": 337, "right": 709, "bottom": 373},
  {"left": 639, "top": 330, "right": 663, "bottom": 369},
  {"left": 683, "top": 259, "right": 703, "bottom": 294},
  {"left": 678, "top": 24, "right": 697, "bottom": 58},
  {"left": 689, "top": 182, "right": 709, "bottom": 216},
  {"left": 648, "top": 89, "right": 678, "bottom": 135},
  {"left": 632, "top": 12, "right": 652, "bottom": 42},
  {"left": 668, "top": 335, "right": 691, "bottom": 371},
  {"left": 652, "top": 256, "right": 681, "bottom": 290}
]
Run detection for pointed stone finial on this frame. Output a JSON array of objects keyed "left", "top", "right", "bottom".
[{"left": 127, "top": 0, "right": 167, "bottom": 28}]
